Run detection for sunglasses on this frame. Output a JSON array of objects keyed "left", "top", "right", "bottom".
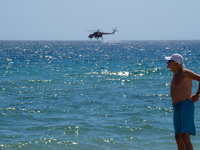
[{"left": 168, "top": 60, "right": 175, "bottom": 63}]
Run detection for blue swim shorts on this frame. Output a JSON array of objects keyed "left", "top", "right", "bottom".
[{"left": 172, "top": 100, "right": 196, "bottom": 135}]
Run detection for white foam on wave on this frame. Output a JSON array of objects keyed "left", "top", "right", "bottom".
[{"left": 86, "top": 70, "right": 129, "bottom": 76}]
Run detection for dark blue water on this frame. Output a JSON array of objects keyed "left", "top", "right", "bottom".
[{"left": 1, "top": 40, "right": 200, "bottom": 149}]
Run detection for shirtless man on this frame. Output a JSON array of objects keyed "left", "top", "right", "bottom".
[{"left": 165, "top": 53, "right": 200, "bottom": 150}]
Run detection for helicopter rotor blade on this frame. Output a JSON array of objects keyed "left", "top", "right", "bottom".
[
  {"left": 85, "top": 30, "right": 96, "bottom": 32},
  {"left": 85, "top": 29, "right": 101, "bottom": 32}
]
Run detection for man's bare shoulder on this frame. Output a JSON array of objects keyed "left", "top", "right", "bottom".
[
  {"left": 182, "top": 68, "right": 194, "bottom": 74},
  {"left": 183, "top": 68, "right": 200, "bottom": 81}
]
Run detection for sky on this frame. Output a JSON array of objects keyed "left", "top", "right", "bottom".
[{"left": 0, "top": 0, "right": 200, "bottom": 41}]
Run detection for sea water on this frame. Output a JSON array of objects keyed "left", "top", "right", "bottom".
[{"left": 0, "top": 40, "right": 200, "bottom": 150}]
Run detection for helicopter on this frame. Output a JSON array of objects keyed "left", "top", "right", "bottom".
[{"left": 87, "top": 27, "right": 117, "bottom": 40}]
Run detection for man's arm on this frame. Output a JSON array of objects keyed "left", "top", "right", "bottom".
[{"left": 185, "top": 69, "right": 200, "bottom": 103}]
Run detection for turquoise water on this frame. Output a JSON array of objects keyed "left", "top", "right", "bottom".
[{"left": 0, "top": 40, "right": 200, "bottom": 149}]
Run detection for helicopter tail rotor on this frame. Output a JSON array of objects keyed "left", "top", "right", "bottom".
[{"left": 112, "top": 27, "right": 117, "bottom": 33}]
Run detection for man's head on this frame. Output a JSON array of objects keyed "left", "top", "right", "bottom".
[
  {"left": 165, "top": 53, "right": 183, "bottom": 65},
  {"left": 165, "top": 53, "right": 183, "bottom": 69}
]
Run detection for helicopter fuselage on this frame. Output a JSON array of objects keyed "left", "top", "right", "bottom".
[{"left": 88, "top": 28, "right": 117, "bottom": 40}]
